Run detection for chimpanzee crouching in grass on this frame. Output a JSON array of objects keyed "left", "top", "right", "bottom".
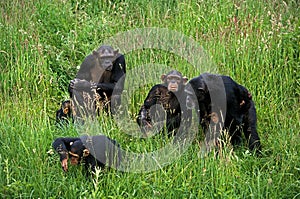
[
  {"left": 137, "top": 70, "right": 191, "bottom": 137},
  {"left": 52, "top": 135, "right": 122, "bottom": 175},
  {"left": 56, "top": 45, "right": 126, "bottom": 124},
  {"left": 184, "top": 73, "right": 261, "bottom": 153}
]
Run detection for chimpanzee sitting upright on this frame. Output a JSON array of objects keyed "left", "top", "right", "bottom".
[
  {"left": 56, "top": 100, "right": 73, "bottom": 124},
  {"left": 137, "top": 70, "right": 189, "bottom": 137},
  {"left": 56, "top": 45, "right": 126, "bottom": 123},
  {"left": 52, "top": 135, "right": 122, "bottom": 175},
  {"left": 184, "top": 73, "right": 261, "bottom": 152}
]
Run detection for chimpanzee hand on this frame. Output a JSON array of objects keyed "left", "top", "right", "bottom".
[
  {"left": 61, "top": 158, "right": 68, "bottom": 172},
  {"left": 139, "top": 119, "right": 153, "bottom": 137},
  {"left": 142, "top": 119, "right": 153, "bottom": 128},
  {"left": 70, "top": 79, "right": 95, "bottom": 90}
]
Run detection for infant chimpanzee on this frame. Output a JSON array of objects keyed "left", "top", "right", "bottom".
[{"left": 52, "top": 135, "right": 122, "bottom": 175}]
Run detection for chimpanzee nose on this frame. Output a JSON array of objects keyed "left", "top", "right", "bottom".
[{"left": 105, "top": 61, "right": 112, "bottom": 67}]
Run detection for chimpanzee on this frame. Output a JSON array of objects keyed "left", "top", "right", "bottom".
[
  {"left": 52, "top": 135, "right": 122, "bottom": 175},
  {"left": 56, "top": 100, "right": 73, "bottom": 124},
  {"left": 184, "top": 73, "right": 261, "bottom": 152},
  {"left": 137, "top": 70, "right": 190, "bottom": 137},
  {"left": 56, "top": 45, "right": 126, "bottom": 123}
]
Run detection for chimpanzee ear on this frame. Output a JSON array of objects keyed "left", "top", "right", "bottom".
[
  {"left": 182, "top": 76, "right": 188, "bottom": 84},
  {"left": 93, "top": 50, "right": 100, "bottom": 56},
  {"left": 161, "top": 74, "right": 166, "bottom": 82},
  {"left": 83, "top": 149, "right": 90, "bottom": 157},
  {"left": 114, "top": 49, "right": 119, "bottom": 55}
]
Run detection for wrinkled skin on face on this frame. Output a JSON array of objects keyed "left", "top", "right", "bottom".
[
  {"left": 161, "top": 70, "right": 188, "bottom": 93},
  {"left": 69, "top": 140, "right": 85, "bottom": 165},
  {"left": 94, "top": 45, "right": 119, "bottom": 71},
  {"left": 70, "top": 155, "right": 79, "bottom": 165}
]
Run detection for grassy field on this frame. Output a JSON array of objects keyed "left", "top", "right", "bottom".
[{"left": 0, "top": 0, "right": 299, "bottom": 198}]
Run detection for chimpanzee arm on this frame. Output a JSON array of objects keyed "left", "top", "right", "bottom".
[
  {"left": 137, "top": 85, "right": 164, "bottom": 126},
  {"left": 76, "top": 54, "right": 96, "bottom": 81},
  {"left": 67, "top": 54, "right": 97, "bottom": 98},
  {"left": 96, "top": 54, "right": 126, "bottom": 93},
  {"left": 242, "top": 100, "right": 261, "bottom": 152},
  {"left": 52, "top": 137, "right": 81, "bottom": 161}
]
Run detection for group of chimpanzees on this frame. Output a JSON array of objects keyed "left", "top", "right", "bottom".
[{"left": 53, "top": 45, "right": 261, "bottom": 175}]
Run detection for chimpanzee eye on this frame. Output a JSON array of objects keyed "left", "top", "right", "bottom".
[{"left": 167, "top": 76, "right": 181, "bottom": 82}]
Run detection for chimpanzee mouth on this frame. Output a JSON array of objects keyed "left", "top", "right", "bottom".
[
  {"left": 169, "top": 87, "right": 177, "bottom": 92},
  {"left": 105, "top": 66, "right": 113, "bottom": 71},
  {"left": 70, "top": 161, "right": 77, "bottom": 165}
]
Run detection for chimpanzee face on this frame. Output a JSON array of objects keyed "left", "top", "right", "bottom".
[
  {"left": 61, "top": 100, "right": 71, "bottom": 115},
  {"left": 94, "top": 45, "right": 119, "bottom": 71},
  {"left": 69, "top": 140, "right": 85, "bottom": 165},
  {"left": 69, "top": 153, "right": 80, "bottom": 165},
  {"left": 161, "top": 70, "right": 188, "bottom": 92}
]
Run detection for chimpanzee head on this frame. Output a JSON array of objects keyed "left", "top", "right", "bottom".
[
  {"left": 184, "top": 75, "right": 209, "bottom": 110},
  {"left": 56, "top": 100, "right": 73, "bottom": 123},
  {"left": 69, "top": 140, "right": 90, "bottom": 165},
  {"left": 61, "top": 100, "right": 72, "bottom": 115},
  {"left": 93, "top": 45, "right": 119, "bottom": 71},
  {"left": 161, "top": 70, "right": 188, "bottom": 93}
]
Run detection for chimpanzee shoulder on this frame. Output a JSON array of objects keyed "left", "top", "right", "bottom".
[
  {"left": 149, "top": 84, "right": 168, "bottom": 91},
  {"left": 113, "top": 54, "right": 126, "bottom": 72},
  {"left": 76, "top": 54, "right": 98, "bottom": 80},
  {"left": 143, "top": 84, "right": 168, "bottom": 98},
  {"left": 52, "top": 137, "right": 81, "bottom": 150}
]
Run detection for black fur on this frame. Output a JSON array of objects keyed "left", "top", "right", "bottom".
[
  {"left": 185, "top": 73, "right": 261, "bottom": 152},
  {"left": 52, "top": 135, "right": 122, "bottom": 175}
]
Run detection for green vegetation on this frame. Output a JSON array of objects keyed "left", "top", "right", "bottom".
[{"left": 0, "top": 0, "right": 299, "bottom": 198}]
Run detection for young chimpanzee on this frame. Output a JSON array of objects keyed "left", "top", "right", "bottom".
[
  {"left": 56, "top": 100, "right": 73, "bottom": 124},
  {"left": 137, "top": 70, "right": 190, "bottom": 137},
  {"left": 52, "top": 135, "right": 122, "bottom": 175},
  {"left": 56, "top": 45, "right": 126, "bottom": 123},
  {"left": 184, "top": 73, "right": 261, "bottom": 152}
]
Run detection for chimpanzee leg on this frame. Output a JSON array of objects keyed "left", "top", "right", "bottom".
[
  {"left": 166, "top": 115, "right": 179, "bottom": 137},
  {"left": 243, "top": 101, "right": 261, "bottom": 152}
]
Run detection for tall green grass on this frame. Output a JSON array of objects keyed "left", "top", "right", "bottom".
[{"left": 0, "top": 0, "right": 299, "bottom": 198}]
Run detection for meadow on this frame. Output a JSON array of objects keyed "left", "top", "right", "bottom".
[{"left": 0, "top": 0, "right": 299, "bottom": 198}]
